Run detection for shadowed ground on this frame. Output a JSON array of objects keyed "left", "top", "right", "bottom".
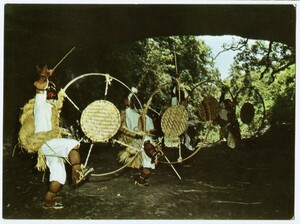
[{"left": 2, "top": 124, "right": 294, "bottom": 220}]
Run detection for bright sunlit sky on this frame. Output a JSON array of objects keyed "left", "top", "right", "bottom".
[{"left": 199, "top": 35, "right": 247, "bottom": 80}]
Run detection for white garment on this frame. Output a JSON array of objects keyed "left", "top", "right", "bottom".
[
  {"left": 41, "top": 138, "right": 79, "bottom": 184},
  {"left": 144, "top": 115, "right": 154, "bottom": 134},
  {"left": 125, "top": 107, "right": 155, "bottom": 169},
  {"left": 141, "top": 150, "right": 155, "bottom": 169},
  {"left": 171, "top": 85, "right": 178, "bottom": 106},
  {"left": 184, "top": 133, "right": 194, "bottom": 151},
  {"left": 219, "top": 108, "right": 229, "bottom": 121},
  {"left": 125, "top": 108, "right": 140, "bottom": 132},
  {"left": 141, "top": 115, "right": 155, "bottom": 169},
  {"left": 34, "top": 92, "right": 80, "bottom": 184},
  {"left": 219, "top": 103, "right": 229, "bottom": 121},
  {"left": 171, "top": 97, "right": 178, "bottom": 106},
  {"left": 34, "top": 92, "right": 53, "bottom": 133},
  {"left": 227, "top": 132, "right": 236, "bottom": 149}
]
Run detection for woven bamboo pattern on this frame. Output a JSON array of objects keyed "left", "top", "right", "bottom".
[
  {"left": 161, "top": 105, "right": 189, "bottom": 137},
  {"left": 240, "top": 102, "right": 255, "bottom": 124},
  {"left": 198, "top": 96, "right": 220, "bottom": 121},
  {"left": 80, "top": 100, "right": 121, "bottom": 142}
]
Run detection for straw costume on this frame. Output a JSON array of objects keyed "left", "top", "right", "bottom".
[
  {"left": 117, "top": 87, "right": 162, "bottom": 186},
  {"left": 18, "top": 65, "right": 93, "bottom": 210}
]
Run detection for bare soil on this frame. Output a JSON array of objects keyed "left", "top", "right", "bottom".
[{"left": 2, "top": 124, "right": 295, "bottom": 220}]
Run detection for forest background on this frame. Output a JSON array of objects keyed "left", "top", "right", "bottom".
[{"left": 56, "top": 35, "right": 295, "bottom": 141}]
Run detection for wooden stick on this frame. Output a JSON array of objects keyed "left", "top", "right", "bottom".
[
  {"left": 174, "top": 45, "right": 178, "bottom": 76},
  {"left": 84, "top": 143, "right": 94, "bottom": 168},
  {"left": 163, "top": 153, "right": 182, "bottom": 180},
  {"left": 53, "top": 46, "right": 76, "bottom": 70},
  {"left": 143, "top": 104, "right": 160, "bottom": 115}
]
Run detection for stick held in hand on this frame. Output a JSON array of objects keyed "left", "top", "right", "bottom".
[{"left": 53, "top": 46, "right": 76, "bottom": 71}]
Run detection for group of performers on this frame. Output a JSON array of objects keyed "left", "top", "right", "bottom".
[
  {"left": 19, "top": 64, "right": 241, "bottom": 210},
  {"left": 116, "top": 77, "right": 241, "bottom": 187}
]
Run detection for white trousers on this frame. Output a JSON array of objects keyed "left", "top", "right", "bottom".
[{"left": 41, "top": 138, "right": 80, "bottom": 184}]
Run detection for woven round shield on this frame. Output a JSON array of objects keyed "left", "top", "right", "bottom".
[
  {"left": 198, "top": 96, "right": 220, "bottom": 121},
  {"left": 161, "top": 105, "right": 189, "bottom": 137},
  {"left": 240, "top": 102, "right": 255, "bottom": 124},
  {"left": 80, "top": 100, "right": 121, "bottom": 142}
]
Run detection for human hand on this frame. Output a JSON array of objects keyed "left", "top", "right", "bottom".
[{"left": 48, "top": 69, "right": 54, "bottom": 76}]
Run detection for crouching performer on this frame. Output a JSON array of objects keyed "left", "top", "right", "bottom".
[
  {"left": 117, "top": 87, "right": 163, "bottom": 186},
  {"left": 19, "top": 65, "right": 93, "bottom": 210}
]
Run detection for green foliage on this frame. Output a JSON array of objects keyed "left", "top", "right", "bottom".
[
  {"left": 65, "top": 36, "right": 295, "bottom": 143},
  {"left": 103, "top": 36, "right": 218, "bottom": 106},
  {"left": 228, "top": 39, "right": 295, "bottom": 127},
  {"left": 232, "top": 39, "right": 295, "bottom": 84},
  {"left": 268, "top": 66, "right": 295, "bottom": 124},
  {"left": 102, "top": 36, "right": 295, "bottom": 141}
]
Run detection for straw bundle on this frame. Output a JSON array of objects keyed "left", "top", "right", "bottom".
[
  {"left": 117, "top": 138, "right": 142, "bottom": 169},
  {"left": 18, "top": 90, "right": 65, "bottom": 171},
  {"left": 116, "top": 110, "right": 143, "bottom": 169}
]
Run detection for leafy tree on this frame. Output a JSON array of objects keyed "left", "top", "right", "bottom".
[
  {"left": 268, "top": 65, "right": 295, "bottom": 124},
  {"left": 231, "top": 39, "right": 295, "bottom": 85},
  {"left": 225, "top": 39, "right": 295, "bottom": 127},
  {"left": 103, "top": 36, "right": 218, "bottom": 106}
]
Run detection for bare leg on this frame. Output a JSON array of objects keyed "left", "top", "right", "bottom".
[
  {"left": 135, "top": 167, "right": 151, "bottom": 186},
  {"left": 68, "top": 145, "right": 94, "bottom": 187},
  {"left": 141, "top": 167, "right": 151, "bottom": 179},
  {"left": 68, "top": 145, "right": 81, "bottom": 165},
  {"left": 68, "top": 146, "right": 82, "bottom": 186},
  {"left": 44, "top": 181, "right": 62, "bottom": 202},
  {"left": 42, "top": 181, "right": 63, "bottom": 209}
]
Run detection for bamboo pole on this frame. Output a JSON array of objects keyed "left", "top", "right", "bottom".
[{"left": 53, "top": 47, "right": 76, "bottom": 70}]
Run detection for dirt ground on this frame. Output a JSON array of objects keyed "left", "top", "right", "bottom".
[{"left": 2, "top": 124, "right": 295, "bottom": 220}]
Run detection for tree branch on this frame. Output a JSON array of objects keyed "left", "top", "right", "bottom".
[
  {"left": 269, "top": 60, "right": 295, "bottom": 84},
  {"left": 259, "top": 41, "right": 273, "bottom": 80},
  {"left": 213, "top": 39, "right": 248, "bottom": 60}
]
